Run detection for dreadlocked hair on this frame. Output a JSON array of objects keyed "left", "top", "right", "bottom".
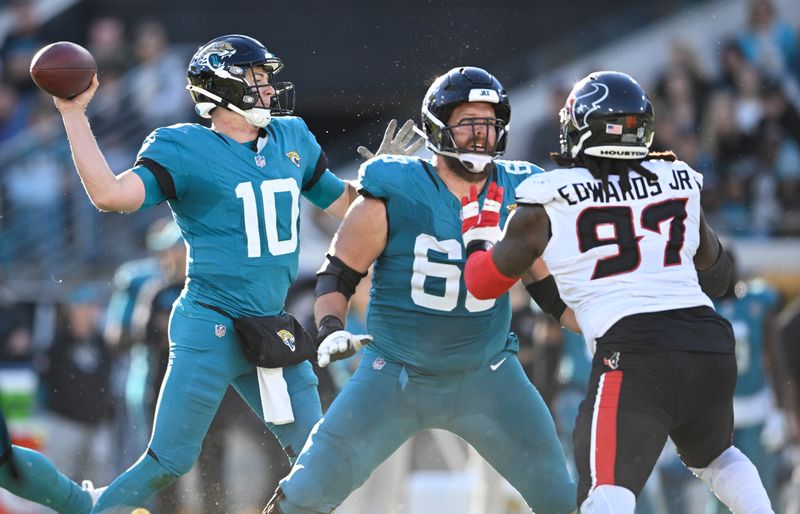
[{"left": 549, "top": 151, "right": 676, "bottom": 192}]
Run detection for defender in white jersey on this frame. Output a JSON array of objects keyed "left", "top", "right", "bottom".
[{"left": 462, "top": 72, "right": 774, "bottom": 514}]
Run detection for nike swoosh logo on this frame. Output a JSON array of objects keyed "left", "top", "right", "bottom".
[{"left": 490, "top": 357, "right": 507, "bottom": 371}]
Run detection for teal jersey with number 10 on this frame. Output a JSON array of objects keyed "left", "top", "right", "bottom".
[
  {"left": 132, "top": 117, "right": 344, "bottom": 318},
  {"left": 358, "top": 155, "right": 542, "bottom": 374}
]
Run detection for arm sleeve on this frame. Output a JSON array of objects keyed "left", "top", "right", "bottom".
[{"left": 131, "top": 127, "right": 187, "bottom": 210}]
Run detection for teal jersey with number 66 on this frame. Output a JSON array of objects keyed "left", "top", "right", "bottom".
[
  {"left": 358, "top": 155, "right": 542, "bottom": 374},
  {"left": 131, "top": 118, "right": 344, "bottom": 318}
]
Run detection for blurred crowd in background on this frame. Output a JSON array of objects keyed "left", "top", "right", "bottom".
[{"left": 0, "top": 0, "right": 800, "bottom": 512}]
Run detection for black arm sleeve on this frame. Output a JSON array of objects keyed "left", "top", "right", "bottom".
[
  {"left": 697, "top": 241, "right": 733, "bottom": 298},
  {"left": 525, "top": 275, "right": 567, "bottom": 321}
]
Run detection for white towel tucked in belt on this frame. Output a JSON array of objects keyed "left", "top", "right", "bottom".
[{"left": 256, "top": 367, "right": 294, "bottom": 425}]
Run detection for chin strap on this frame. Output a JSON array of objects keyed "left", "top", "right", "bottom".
[{"left": 187, "top": 85, "right": 272, "bottom": 128}]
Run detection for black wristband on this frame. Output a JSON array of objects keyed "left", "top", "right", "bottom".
[
  {"left": 525, "top": 275, "right": 567, "bottom": 321},
  {"left": 316, "top": 315, "right": 345, "bottom": 347},
  {"left": 465, "top": 240, "right": 493, "bottom": 259}
]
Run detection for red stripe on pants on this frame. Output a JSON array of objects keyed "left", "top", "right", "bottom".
[{"left": 595, "top": 370, "right": 623, "bottom": 486}]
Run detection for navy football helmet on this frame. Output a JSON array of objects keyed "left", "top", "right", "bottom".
[
  {"left": 187, "top": 34, "right": 294, "bottom": 127},
  {"left": 420, "top": 66, "right": 510, "bottom": 173},
  {"left": 560, "top": 71, "right": 654, "bottom": 160}
]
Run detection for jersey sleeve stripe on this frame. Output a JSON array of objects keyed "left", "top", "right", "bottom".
[
  {"left": 135, "top": 157, "right": 177, "bottom": 200},
  {"left": 302, "top": 150, "right": 329, "bottom": 192}
]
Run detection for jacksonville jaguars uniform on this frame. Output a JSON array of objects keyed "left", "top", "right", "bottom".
[
  {"left": 514, "top": 159, "right": 736, "bottom": 504},
  {"left": 278, "top": 155, "right": 576, "bottom": 514},
  {"left": 91, "top": 117, "right": 344, "bottom": 512},
  {"left": 709, "top": 281, "right": 781, "bottom": 513}
]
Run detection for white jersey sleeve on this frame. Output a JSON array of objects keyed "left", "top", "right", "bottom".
[{"left": 524, "top": 160, "right": 712, "bottom": 352}]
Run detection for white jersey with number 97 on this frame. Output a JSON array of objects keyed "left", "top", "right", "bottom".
[{"left": 513, "top": 159, "right": 713, "bottom": 352}]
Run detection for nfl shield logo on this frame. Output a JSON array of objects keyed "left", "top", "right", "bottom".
[
  {"left": 215, "top": 324, "right": 226, "bottom": 337},
  {"left": 372, "top": 358, "right": 385, "bottom": 370},
  {"left": 254, "top": 155, "right": 266, "bottom": 168}
]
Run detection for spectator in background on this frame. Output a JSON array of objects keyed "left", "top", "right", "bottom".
[
  {"left": 102, "top": 218, "right": 166, "bottom": 474},
  {"left": 39, "top": 286, "right": 114, "bottom": 485},
  {"left": 715, "top": 39, "right": 750, "bottom": 93},
  {"left": 87, "top": 17, "right": 130, "bottom": 78},
  {"left": 128, "top": 21, "right": 190, "bottom": 131},
  {"left": 0, "top": 83, "right": 33, "bottom": 145},
  {"left": 654, "top": 41, "right": 711, "bottom": 137},
  {"left": 757, "top": 80, "right": 800, "bottom": 234},
  {"left": 0, "top": 0, "right": 44, "bottom": 95},
  {"left": 737, "top": 0, "right": 798, "bottom": 80},
  {"left": 0, "top": 99, "right": 67, "bottom": 274}
]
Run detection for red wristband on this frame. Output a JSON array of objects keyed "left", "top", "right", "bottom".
[{"left": 464, "top": 248, "right": 518, "bottom": 299}]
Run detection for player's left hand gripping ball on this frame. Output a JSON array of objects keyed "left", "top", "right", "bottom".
[
  {"left": 317, "top": 330, "right": 373, "bottom": 368},
  {"left": 461, "top": 182, "right": 504, "bottom": 249}
]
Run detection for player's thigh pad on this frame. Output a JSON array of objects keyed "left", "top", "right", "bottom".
[
  {"left": 574, "top": 349, "right": 674, "bottom": 504},
  {"left": 668, "top": 351, "right": 736, "bottom": 468},
  {"left": 280, "top": 356, "right": 419, "bottom": 512},
  {"left": 232, "top": 360, "right": 321, "bottom": 461},
  {"left": 448, "top": 351, "right": 576, "bottom": 514},
  {"left": 149, "top": 310, "right": 244, "bottom": 473}
]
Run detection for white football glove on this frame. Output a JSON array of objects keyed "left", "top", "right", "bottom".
[
  {"left": 317, "top": 330, "right": 373, "bottom": 368},
  {"left": 357, "top": 119, "right": 425, "bottom": 160}
]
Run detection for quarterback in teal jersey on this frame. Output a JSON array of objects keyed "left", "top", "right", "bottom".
[
  {"left": 53, "top": 34, "right": 419, "bottom": 513},
  {"left": 266, "top": 67, "right": 577, "bottom": 514}
]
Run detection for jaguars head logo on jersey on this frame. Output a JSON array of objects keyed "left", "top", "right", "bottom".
[
  {"left": 277, "top": 329, "right": 296, "bottom": 352},
  {"left": 286, "top": 151, "right": 301, "bottom": 168}
]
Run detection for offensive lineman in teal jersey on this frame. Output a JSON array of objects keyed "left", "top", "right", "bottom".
[
  {"left": 708, "top": 258, "right": 791, "bottom": 513},
  {"left": 266, "top": 67, "right": 577, "bottom": 514},
  {"left": 52, "top": 34, "right": 420, "bottom": 513}
]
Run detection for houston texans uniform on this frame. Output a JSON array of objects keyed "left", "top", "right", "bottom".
[
  {"left": 277, "top": 155, "right": 576, "bottom": 514},
  {"left": 515, "top": 159, "right": 736, "bottom": 504},
  {"left": 91, "top": 117, "right": 343, "bottom": 513}
]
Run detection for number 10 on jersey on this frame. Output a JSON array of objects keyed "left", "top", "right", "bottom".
[{"left": 235, "top": 179, "right": 300, "bottom": 257}]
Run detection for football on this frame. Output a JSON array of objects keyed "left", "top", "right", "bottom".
[{"left": 29, "top": 41, "right": 97, "bottom": 99}]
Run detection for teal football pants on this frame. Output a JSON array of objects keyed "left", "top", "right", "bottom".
[
  {"left": 278, "top": 348, "right": 576, "bottom": 514},
  {"left": 92, "top": 306, "right": 321, "bottom": 513}
]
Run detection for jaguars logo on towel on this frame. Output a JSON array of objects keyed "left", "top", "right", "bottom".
[
  {"left": 286, "top": 151, "right": 301, "bottom": 168},
  {"left": 277, "top": 329, "right": 296, "bottom": 351}
]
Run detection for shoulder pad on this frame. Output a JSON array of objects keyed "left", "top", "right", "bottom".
[
  {"left": 357, "top": 155, "right": 424, "bottom": 199},
  {"left": 514, "top": 170, "right": 572, "bottom": 205},
  {"left": 495, "top": 159, "right": 544, "bottom": 176}
]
